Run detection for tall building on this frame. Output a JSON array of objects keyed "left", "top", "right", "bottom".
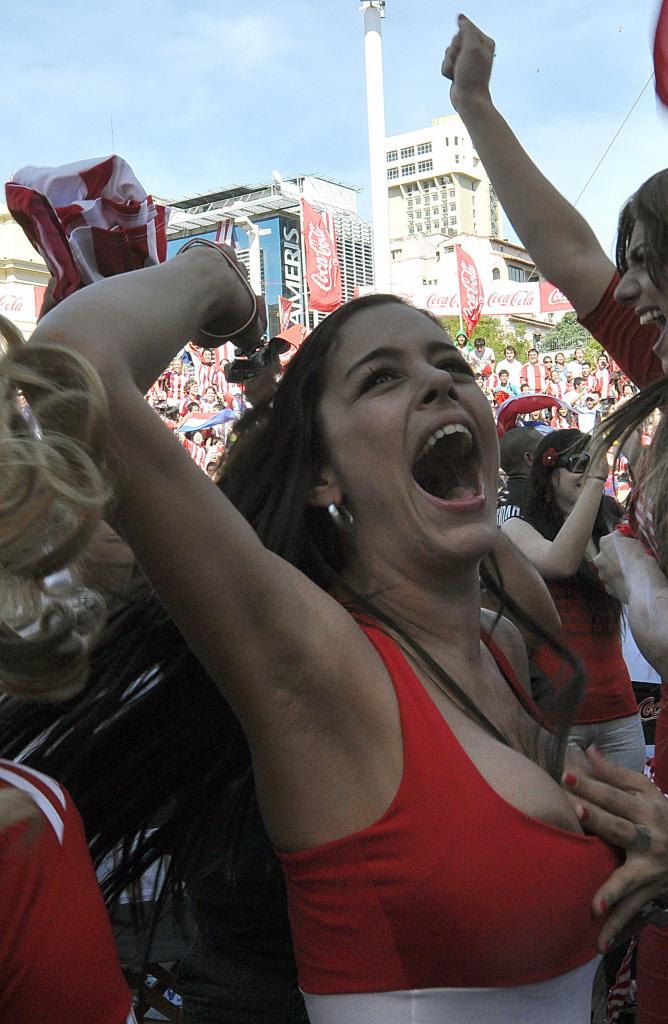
[
  {"left": 164, "top": 175, "right": 374, "bottom": 335},
  {"left": 386, "top": 114, "right": 502, "bottom": 243}
]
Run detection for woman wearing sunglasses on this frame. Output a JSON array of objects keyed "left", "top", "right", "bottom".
[{"left": 501, "top": 429, "right": 645, "bottom": 770}]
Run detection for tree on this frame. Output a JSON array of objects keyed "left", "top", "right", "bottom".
[
  {"left": 544, "top": 312, "right": 596, "bottom": 356},
  {"left": 437, "top": 315, "right": 526, "bottom": 362}
]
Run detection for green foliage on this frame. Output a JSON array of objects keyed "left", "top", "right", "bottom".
[
  {"left": 437, "top": 315, "right": 528, "bottom": 362},
  {"left": 544, "top": 312, "right": 597, "bottom": 356}
]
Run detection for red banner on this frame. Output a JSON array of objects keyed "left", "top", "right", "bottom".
[
  {"left": 539, "top": 281, "right": 573, "bottom": 312},
  {"left": 655, "top": 0, "right": 668, "bottom": 106},
  {"left": 455, "top": 244, "right": 483, "bottom": 337},
  {"left": 301, "top": 198, "right": 342, "bottom": 313},
  {"left": 278, "top": 296, "right": 293, "bottom": 332}
]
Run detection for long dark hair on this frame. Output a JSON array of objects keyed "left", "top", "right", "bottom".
[
  {"left": 524, "top": 429, "right": 622, "bottom": 632},
  {"left": 0, "top": 295, "right": 583, "bottom": 930},
  {"left": 616, "top": 169, "right": 668, "bottom": 289}
]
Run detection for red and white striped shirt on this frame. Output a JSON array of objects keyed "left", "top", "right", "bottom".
[
  {"left": 163, "top": 369, "right": 190, "bottom": 403},
  {"left": 594, "top": 368, "right": 616, "bottom": 400},
  {"left": 520, "top": 363, "right": 549, "bottom": 392},
  {"left": 546, "top": 379, "right": 566, "bottom": 401}
]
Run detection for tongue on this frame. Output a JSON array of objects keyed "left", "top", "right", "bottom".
[{"left": 442, "top": 484, "right": 477, "bottom": 501}]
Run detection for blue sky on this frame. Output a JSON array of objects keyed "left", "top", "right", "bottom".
[{"left": 3, "top": 1, "right": 665, "bottom": 256}]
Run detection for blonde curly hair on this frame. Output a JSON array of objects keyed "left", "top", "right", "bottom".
[{"left": 0, "top": 314, "right": 111, "bottom": 700}]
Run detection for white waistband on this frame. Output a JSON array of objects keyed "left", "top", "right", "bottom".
[{"left": 302, "top": 957, "right": 600, "bottom": 1024}]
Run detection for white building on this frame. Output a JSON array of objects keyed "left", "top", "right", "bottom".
[
  {"left": 0, "top": 204, "right": 50, "bottom": 341},
  {"left": 390, "top": 231, "right": 566, "bottom": 345},
  {"left": 386, "top": 113, "right": 502, "bottom": 244}
]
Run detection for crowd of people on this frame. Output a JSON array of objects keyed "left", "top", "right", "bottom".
[
  {"left": 463, "top": 335, "right": 642, "bottom": 426},
  {"left": 1, "top": 12, "right": 668, "bottom": 1024}
]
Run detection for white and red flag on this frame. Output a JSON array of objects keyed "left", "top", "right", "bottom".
[
  {"left": 5, "top": 155, "right": 168, "bottom": 304},
  {"left": 301, "top": 198, "right": 342, "bottom": 313},
  {"left": 215, "top": 218, "right": 236, "bottom": 248},
  {"left": 278, "top": 296, "right": 293, "bottom": 332},
  {"left": 455, "top": 244, "right": 483, "bottom": 337},
  {"left": 655, "top": 0, "right": 668, "bottom": 106}
]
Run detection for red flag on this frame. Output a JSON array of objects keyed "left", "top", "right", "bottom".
[
  {"left": 455, "top": 244, "right": 483, "bottom": 337},
  {"left": 278, "top": 296, "right": 293, "bottom": 332},
  {"left": 301, "top": 198, "right": 342, "bottom": 313},
  {"left": 655, "top": 0, "right": 668, "bottom": 106}
]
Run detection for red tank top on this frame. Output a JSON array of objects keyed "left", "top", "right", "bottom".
[
  {"left": 276, "top": 625, "right": 618, "bottom": 995},
  {"left": 534, "top": 574, "right": 637, "bottom": 724},
  {"left": 0, "top": 760, "right": 133, "bottom": 1024}
]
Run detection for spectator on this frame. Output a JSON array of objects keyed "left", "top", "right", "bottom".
[
  {"left": 520, "top": 348, "right": 549, "bottom": 392},
  {"left": 496, "top": 344, "right": 522, "bottom": 388}
]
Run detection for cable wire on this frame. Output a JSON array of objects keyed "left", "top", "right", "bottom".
[{"left": 574, "top": 72, "right": 655, "bottom": 206}]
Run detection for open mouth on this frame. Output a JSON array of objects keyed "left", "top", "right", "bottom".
[
  {"left": 638, "top": 307, "right": 667, "bottom": 330},
  {"left": 411, "top": 423, "right": 482, "bottom": 503}
]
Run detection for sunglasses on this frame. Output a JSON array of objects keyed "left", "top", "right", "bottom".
[{"left": 559, "top": 451, "right": 591, "bottom": 474}]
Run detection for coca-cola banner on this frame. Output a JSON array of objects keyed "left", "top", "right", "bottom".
[
  {"left": 538, "top": 281, "right": 573, "bottom": 312},
  {"left": 301, "top": 198, "right": 342, "bottom": 313},
  {"left": 0, "top": 283, "right": 37, "bottom": 319},
  {"left": 455, "top": 245, "right": 483, "bottom": 337},
  {"left": 278, "top": 295, "right": 293, "bottom": 332},
  {"left": 410, "top": 279, "right": 573, "bottom": 318}
]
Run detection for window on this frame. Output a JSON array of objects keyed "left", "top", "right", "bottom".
[
  {"left": 422, "top": 277, "right": 438, "bottom": 286},
  {"left": 416, "top": 222, "right": 423, "bottom": 232},
  {"left": 449, "top": 190, "right": 455, "bottom": 198},
  {"left": 408, "top": 225, "right": 415, "bottom": 234},
  {"left": 454, "top": 136, "right": 458, "bottom": 145},
  {"left": 508, "top": 266, "right": 526, "bottom": 282},
  {"left": 492, "top": 268, "right": 501, "bottom": 281},
  {"left": 415, "top": 211, "right": 422, "bottom": 219},
  {"left": 445, "top": 137, "right": 449, "bottom": 146},
  {"left": 449, "top": 216, "right": 457, "bottom": 225},
  {"left": 386, "top": 150, "right": 397, "bottom": 163},
  {"left": 433, "top": 220, "right": 440, "bottom": 229},
  {"left": 417, "top": 142, "right": 432, "bottom": 155},
  {"left": 391, "top": 248, "right": 402, "bottom": 260},
  {"left": 400, "top": 146, "right": 415, "bottom": 159},
  {"left": 449, "top": 202, "right": 456, "bottom": 211},
  {"left": 387, "top": 167, "right": 399, "bottom": 180},
  {"left": 425, "top": 221, "right": 431, "bottom": 231},
  {"left": 401, "top": 163, "right": 415, "bottom": 177},
  {"left": 418, "top": 159, "right": 433, "bottom": 173},
  {"left": 455, "top": 155, "right": 460, "bottom": 164},
  {"left": 415, "top": 196, "right": 421, "bottom": 205}
]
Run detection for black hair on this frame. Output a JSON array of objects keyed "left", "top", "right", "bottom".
[
  {"left": 616, "top": 169, "right": 668, "bottom": 289},
  {"left": 523, "top": 429, "right": 622, "bottom": 632}
]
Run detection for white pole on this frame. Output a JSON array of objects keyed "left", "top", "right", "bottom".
[
  {"left": 361, "top": 1, "right": 391, "bottom": 293},
  {"left": 241, "top": 219, "right": 262, "bottom": 295}
]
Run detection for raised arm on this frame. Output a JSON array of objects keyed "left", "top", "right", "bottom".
[
  {"left": 28, "top": 250, "right": 368, "bottom": 733},
  {"left": 500, "top": 443, "right": 609, "bottom": 578},
  {"left": 442, "top": 15, "right": 614, "bottom": 318}
]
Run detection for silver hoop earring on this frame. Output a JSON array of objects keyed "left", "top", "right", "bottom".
[{"left": 327, "top": 502, "right": 354, "bottom": 531}]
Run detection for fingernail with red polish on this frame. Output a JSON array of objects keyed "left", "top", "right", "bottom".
[
  {"left": 563, "top": 773, "right": 577, "bottom": 787},
  {"left": 599, "top": 899, "right": 609, "bottom": 916}
]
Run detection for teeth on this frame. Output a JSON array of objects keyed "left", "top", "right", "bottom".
[
  {"left": 422, "top": 422, "right": 472, "bottom": 456},
  {"left": 639, "top": 309, "right": 665, "bottom": 325}
]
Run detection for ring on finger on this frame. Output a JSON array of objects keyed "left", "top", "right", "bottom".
[{"left": 629, "top": 823, "right": 652, "bottom": 852}]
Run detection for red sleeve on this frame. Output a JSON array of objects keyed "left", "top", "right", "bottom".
[
  {"left": 0, "top": 766, "right": 132, "bottom": 1024},
  {"left": 580, "top": 273, "right": 663, "bottom": 388}
]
